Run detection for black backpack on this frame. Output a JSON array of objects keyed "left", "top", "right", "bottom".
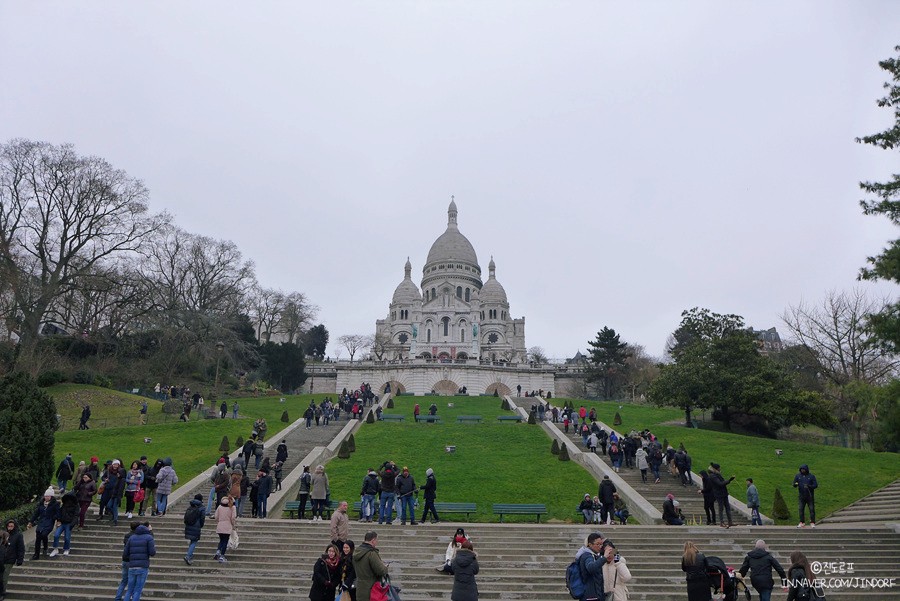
[{"left": 184, "top": 505, "right": 202, "bottom": 526}]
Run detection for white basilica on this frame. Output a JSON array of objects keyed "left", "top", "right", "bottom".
[{"left": 375, "top": 200, "right": 526, "bottom": 362}]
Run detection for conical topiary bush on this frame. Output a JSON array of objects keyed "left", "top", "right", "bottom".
[
  {"left": 772, "top": 488, "right": 791, "bottom": 520},
  {"left": 527, "top": 411, "right": 536, "bottom": 425},
  {"left": 219, "top": 436, "right": 230, "bottom": 452},
  {"left": 235, "top": 435, "right": 244, "bottom": 448},
  {"left": 349, "top": 433, "right": 356, "bottom": 452},
  {"left": 366, "top": 410, "right": 375, "bottom": 424},
  {"left": 337, "top": 439, "right": 351, "bottom": 459},
  {"left": 613, "top": 412, "right": 622, "bottom": 426},
  {"left": 501, "top": 398, "right": 510, "bottom": 411},
  {"left": 558, "top": 442, "right": 571, "bottom": 461},
  {"left": 281, "top": 410, "right": 289, "bottom": 423},
  {"left": 551, "top": 439, "right": 560, "bottom": 455},
  {"left": 387, "top": 398, "right": 394, "bottom": 408}
]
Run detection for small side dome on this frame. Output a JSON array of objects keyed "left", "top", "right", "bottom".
[
  {"left": 393, "top": 258, "right": 421, "bottom": 304},
  {"left": 480, "top": 256, "right": 507, "bottom": 304}
]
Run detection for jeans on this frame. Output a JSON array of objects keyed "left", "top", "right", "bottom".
[
  {"left": 157, "top": 493, "right": 169, "bottom": 514},
  {"left": 311, "top": 498, "right": 326, "bottom": 518},
  {"left": 258, "top": 493, "right": 269, "bottom": 518},
  {"left": 107, "top": 498, "right": 119, "bottom": 522},
  {"left": 379, "top": 492, "right": 396, "bottom": 523},
  {"left": 57, "top": 478, "right": 69, "bottom": 493},
  {"left": 52, "top": 523, "right": 73, "bottom": 550},
  {"left": 232, "top": 409, "right": 238, "bottom": 418},
  {"left": 716, "top": 497, "right": 733, "bottom": 525},
  {"left": 799, "top": 497, "right": 815, "bottom": 523},
  {"left": 255, "top": 454, "right": 262, "bottom": 469},
  {"left": 651, "top": 465, "right": 661, "bottom": 481},
  {"left": 206, "top": 487, "right": 216, "bottom": 515},
  {"left": 114, "top": 561, "right": 128, "bottom": 601},
  {"left": 125, "top": 566, "right": 149, "bottom": 601},
  {"left": 362, "top": 494, "right": 376, "bottom": 520},
  {"left": 217, "top": 533, "right": 229, "bottom": 556},
  {"left": 399, "top": 495, "right": 415, "bottom": 523},
  {"left": 237, "top": 495, "right": 246, "bottom": 518},
  {"left": 186, "top": 539, "right": 199, "bottom": 560}
]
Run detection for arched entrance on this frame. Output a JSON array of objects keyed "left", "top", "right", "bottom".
[
  {"left": 485, "top": 381, "right": 512, "bottom": 397},
  {"left": 431, "top": 379, "right": 459, "bottom": 396},
  {"left": 382, "top": 380, "right": 406, "bottom": 394}
]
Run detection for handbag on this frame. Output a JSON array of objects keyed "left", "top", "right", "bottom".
[
  {"left": 227, "top": 529, "right": 240, "bottom": 550},
  {"left": 133, "top": 488, "right": 145, "bottom": 503},
  {"left": 371, "top": 574, "right": 402, "bottom": 601}
]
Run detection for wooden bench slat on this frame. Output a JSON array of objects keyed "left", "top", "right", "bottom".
[
  {"left": 493, "top": 503, "right": 548, "bottom": 523},
  {"left": 497, "top": 415, "right": 523, "bottom": 422},
  {"left": 456, "top": 415, "right": 482, "bottom": 422}
]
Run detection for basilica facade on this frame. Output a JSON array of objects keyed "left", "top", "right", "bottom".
[{"left": 375, "top": 200, "right": 526, "bottom": 362}]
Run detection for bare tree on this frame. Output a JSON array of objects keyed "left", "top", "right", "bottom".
[
  {"left": 781, "top": 288, "right": 900, "bottom": 447},
  {"left": 781, "top": 289, "right": 899, "bottom": 387},
  {"left": 0, "top": 139, "right": 168, "bottom": 354},
  {"left": 280, "top": 292, "right": 317, "bottom": 345},
  {"left": 338, "top": 334, "right": 370, "bottom": 362},
  {"left": 623, "top": 343, "right": 660, "bottom": 400},
  {"left": 371, "top": 331, "right": 391, "bottom": 360},
  {"left": 249, "top": 286, "right": 286, "bottom": 344},
  {"left": 528, "top": 346, "right": 549, "bottom": 364}
]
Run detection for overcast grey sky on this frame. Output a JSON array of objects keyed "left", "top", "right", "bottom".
[{"left": 2, "top": 2, "right": 899, "bottom": 360}]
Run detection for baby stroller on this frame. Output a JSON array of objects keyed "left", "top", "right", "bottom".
[{"left": 706, "top": 556, "right": 750, "bottom": 601}]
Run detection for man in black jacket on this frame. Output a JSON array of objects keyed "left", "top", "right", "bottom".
[
  {"left": 739, "top": 540, "right": 786, "bottom": 601},
  {"left": 1, "top": 519, "right": 25, "bottom": 599},
  {"left": 395, "top": 467, "right": 418, "bottom": 525},
  {"left": 708, "top": 462, "right": 735, "bottom": 528},
  {"left": 360, "top": 469, "right": 380, "bottom": 523},
  {"left": 56, "top": 454, "right": 75, "bottom": 493}
]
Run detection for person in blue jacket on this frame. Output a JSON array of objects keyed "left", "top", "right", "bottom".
[
  {"left": 793, "top": 464, "right": 818, "bottom": 528},
  {"left": 121, "top": 523, "right": 155, "bottom": 601}
]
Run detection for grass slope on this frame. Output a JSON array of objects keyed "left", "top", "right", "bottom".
[
  {"left": 53, "top": 394, "right": 316, "bottom": 491},
  {"left": 324, "top": 396, "right": 597, "bottom": 523}
]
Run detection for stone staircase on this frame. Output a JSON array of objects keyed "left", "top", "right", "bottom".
[
  {"left": 562, "top": 424, "right": 715, "bottom": 525},
  {"left": 825, "top": 479, "right": 900, "bottom": 525},
  {"left": 7, "top": 517, "right": 900, "bottom": 600}
]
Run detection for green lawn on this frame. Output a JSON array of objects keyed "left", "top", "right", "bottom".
[
  {"left": 53, "top": 394, "right": 319, "bottom": 490},
  {"left": 46, "top": 384, "right": 172, "bottom": 430},
  {"left": 324, "top": 396, "right": 599, "bottom": 523},
  {"left": 552, "top": 398, "right": 685, "bottom": 429}
]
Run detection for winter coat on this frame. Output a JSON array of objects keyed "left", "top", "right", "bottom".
[
  {"left": 378, "top": 467, "right": 397, "bottom": 493},
  {"left": 396, "top": 473, "right": 417, "bottom": 496},
  {"left": 109, "top": 466, "right": 127, "bottom": 500},
  {"left": 579, "top": 551, "right": 605, "bottom": 601},
  {"left": 601, "top": 556, "right": 632, "bottom": 601},
  {"left": 353, "top": 542, "right": 388, "bottom": 601},
  {"left": 74, "top": 477, "right": 97, "bottom": 505},
  {"left": 276, "top": 443, "right": 288, "bottom": 463},
  {"left": 330, "top": 509, "right": 349, "bottom": 543},
  {"left": 360, "top": 473, "right": 380, "bottom": 496},
  {"left": 156, "top": 465, "right": 178, "bottom": 496},
  {"left": 746, "top": 484, "right": 760, "bottom": 509},
  {"left": 31, "top": 499, "right": 59, "bottom": 534},
  {"left": 56, "top": 457, "right": 74, "bottom": 480},
  {"left": 793, "top": 465, "right": 818, "bottom": 500},
  {"left": 662, "top": 499, "right": 680, "bottom": 524},
  {"left": 214, "top": 467, "right": 231, "bottom": 495},
  {"left": 423, "top": 473, "right": 437, "bottom": 500},
  {"left": 739, "top": 548, "right": 787, "bottom": 592},
  {"left": 125, "top": 469, "right": 144, "bottom": 492},
  {"left": 122, "top": 525, "right": 155, "bottom": 568},
  {"left": 599, "top": 480, "right": 616, "bottom": 505},
  {"left": 229, "top": 472, "right": 242, "bottom": 498},
  {"left": 299, "top": 472, "right": 312, "bottom": 494},
  {"left": 58, "top": 492, "right": 79, "bottom": 525},
  {"left": 311, "top": 471, "right": 329, "bottom": 500},
  {"left": 215, "top": 501, "right": 236, "bottom": 535},
  {"left": 785, "top": 564, "right": 816, "bottom": 601},
  {"left": 707, "top": 469, "right": 734, "bottom": 500},
  {"left": 3, "top": 519, "right": 25, "bottom": 566},
  {"left": 183, "top": 499, "right": 206, "bottom": 542},
  {"left": 450, "top": 549, "right": 479, "bottom": 601},
  {"left": 635, "top": 448, "right": 649, "bottom": 470},
  {"left": 309, "top": 554, "right": 341, "bottom": 601},
  {"left": 256, "top": 473, "right": 273, "bottom": 497}
]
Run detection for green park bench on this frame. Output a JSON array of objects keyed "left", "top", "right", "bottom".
[
  {"left": 497, "top": 415, "right": 523, "bottom": 423},
  {"left": 417, "top": 415, "right": 442, "bottom": 423},
  {"left": 284, "top": 499, "right": 339, "bottom": 519},
  {"left": 493, "top": 503, "right": 548, "bottom": 523},
  {"left": 456, "top": 415, "right": 482, "bottom": 423},
  {"left": 381, "top": 414, "right": 405, "bottom": 422}
]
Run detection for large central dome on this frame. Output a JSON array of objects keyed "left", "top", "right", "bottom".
[{"left": 425, "top": 199, "right": 479, "bottom": 267}]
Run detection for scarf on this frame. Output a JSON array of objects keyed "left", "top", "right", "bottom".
[{"left": 325, "top": 554, "right": 340, "bottom": 570}]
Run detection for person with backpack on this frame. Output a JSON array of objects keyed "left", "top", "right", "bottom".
[
  {"left": 56, "top": 454, "right": 75, "bottom": 493},
  {"left": 182, "top": 494, "right": 205, "bottom": 565},
  {"left": 649, "top": 446, "right": 663, "bottom": 483},
  {"left": 275, "top": 439, "right": 288, "bottom": 464},
  {"left": 574, "top": 532, "right": 605, "bottom": 601},
  {"left": 785, "top": 550, "right": 819, "bottom": 601},
  {"left": 253, "top": 438, "right": 265, "bottom": 469}
]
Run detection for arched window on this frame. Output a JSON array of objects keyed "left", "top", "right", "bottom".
[
  {"left": 461, "top": 329, "right": 465, "bottom": 342},
  {"left": 465, "top": 288, "right": 470, "bottom": 302},
  {"left": 456, "top": 286, "right": 462, "bottom": 298},
  {"left": 431, "top": 287, "right": 436, "bottom": 298},
  {"left": 427, "top": 329, "right": 431, "bottom": 342},
  {"left": 442, "top": 317, "right": 450, "bottom": 337}
]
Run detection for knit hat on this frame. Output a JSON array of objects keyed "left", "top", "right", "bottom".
[
  {"left": 710, "top": 462, "right": 721, "bottom": 470},
  {"left": 426, "top": 468, "right": 434, "bottom": 476},
  {"left": 666, "top": 493, "right": 674, "bottom": 500},
  {"left": 44, "top": 487, "right": 54, "bottom": 497},
  {"left": 194, "top": 494, "right": 203, "bottom": 502},
  {"left": 140, "top": 455, "right": 147, "bottom": 460},
  {"left": 91, "top": 457, "right": 98, "bottom": 463},
  {"left": 585, "top": 494, "right": 591, "bottom": 498}
]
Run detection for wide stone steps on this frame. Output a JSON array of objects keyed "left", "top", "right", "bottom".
[
  {"left": 8, "top": 517, "right": 900, "bottom": 600},
  {"left": 826, "top": 479, "right": 900, "bottom": 523},
  {"left": 564, "top": 426, "right": 713, "bottom": 523}
]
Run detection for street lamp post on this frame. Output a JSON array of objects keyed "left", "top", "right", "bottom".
[{"left": 215, "top": 341, "right": 225, "bottom": 401}]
